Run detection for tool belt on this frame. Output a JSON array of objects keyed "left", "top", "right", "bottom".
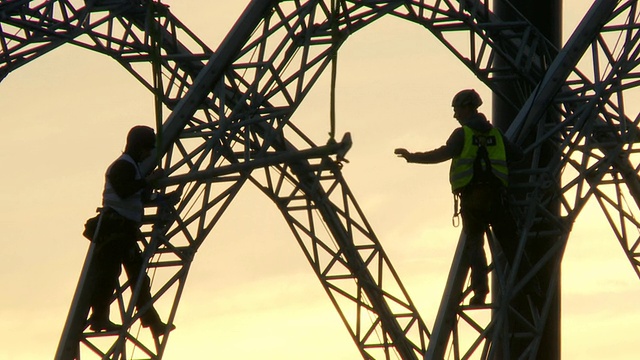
[{"left": 82, "top": 208, "right": 135, "bottom": 241}]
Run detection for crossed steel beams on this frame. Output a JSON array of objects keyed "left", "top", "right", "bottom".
[
  {"left": 427, "top": 1, "right": 627, "bottom": 358},
  {"left": 3, "top": 0, "right": 640, "bottom": 359},
  {"left": 428, "top": 1, "right": 640, "bottom": 357},
  {"left": 0, "top": 0, "right": 561, "bottom": 358}
]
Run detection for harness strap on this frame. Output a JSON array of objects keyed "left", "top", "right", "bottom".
[{"left": 452, "top": 193, "right": 461, "bottom": 227}]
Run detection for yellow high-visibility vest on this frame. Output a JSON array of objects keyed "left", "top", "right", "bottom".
[{"left": 450, "top": 126, "right": 508, "bottom": 192}]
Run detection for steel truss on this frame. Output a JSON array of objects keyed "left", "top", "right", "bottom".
[
  {"left": 431, "top": 1, "right": 640, "bottom": 358},
  {"left": 2, "top": 0, "right": 640, "bottom": 359}
]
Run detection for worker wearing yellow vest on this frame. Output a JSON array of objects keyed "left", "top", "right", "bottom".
[{"left": 395, "top": 89, "right": 522, "bottom": 305}]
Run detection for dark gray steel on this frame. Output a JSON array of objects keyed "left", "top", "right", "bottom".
[{"left": 3, "top": 1, "right": 640, "bottom": 359}]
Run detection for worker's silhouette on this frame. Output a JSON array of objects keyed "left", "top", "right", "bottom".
[
  {"left": 87, "top": 125, "right": 175, "bottom": 336},
  {"left": 395, "top": 89, "right": 522, "bottom": 305}
]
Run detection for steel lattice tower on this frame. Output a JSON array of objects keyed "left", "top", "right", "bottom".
[{"left": 2, "top": 0, "right": 640, "bottom": 359}]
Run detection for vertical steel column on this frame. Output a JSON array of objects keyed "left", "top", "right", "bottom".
[{"left": 493, "top": 1, "right": 562, "bottom": 359}]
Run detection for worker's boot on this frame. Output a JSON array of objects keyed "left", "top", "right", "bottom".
[
  {"left": 470, "top": 291, "right": 488, "bottom": 306},
  {"left": 140, "top": 308, "right": 176, "bottom": 337},
  {"left": 88, "top": 315, "right": 121, "bottom": 332}
]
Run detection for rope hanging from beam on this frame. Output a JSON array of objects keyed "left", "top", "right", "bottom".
[{"left": 329, "top": 0, "right": 339, "bottom": 143}]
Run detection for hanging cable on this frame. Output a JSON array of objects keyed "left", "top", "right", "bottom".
[
  {"left": 149, "top": 1, "right": 165, "bottom": 166},
  {"left": 328, "top": 0, "right": 339, "bottom": 143}
]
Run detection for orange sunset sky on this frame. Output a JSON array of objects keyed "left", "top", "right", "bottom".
[{"left": 1, "top": 1, "right": 639, "bottom": 359}]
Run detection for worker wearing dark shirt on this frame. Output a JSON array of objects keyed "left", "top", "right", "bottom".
[
  {"left": 395, "top": 89, "right": 522, "bottom": 305},
  {"left": 87, "top": 125, "right": 175, "bottom": 337}
]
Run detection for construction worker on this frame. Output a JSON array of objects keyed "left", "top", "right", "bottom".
[
  {"left": 87, "top": 125, "right": 176, "bottom": 336},
  {"left": 395, "top": 89, "right": 522, "bottom": 305}
]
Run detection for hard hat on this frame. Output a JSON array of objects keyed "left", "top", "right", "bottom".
[
  {"left": 126, "top": 125, "right": 156, "bottom": 150},
  {"left": 451, "top": 89, "right": 483, "bottom": 108}
]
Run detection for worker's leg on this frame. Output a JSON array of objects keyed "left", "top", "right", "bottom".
[
  {"left": 122, "top": 242, "right": 154, "bottom": 311},
  {"left": 460, "top": 187, "right": 492, "bottom": 304},
  {"left": 462, "top": 214, "right": 489, "bottom": 303},
  {"left": 489, "top": 190, "right": 541, "bottom": 298},
  {"left": 87, "top": 233, "right": 123, "bottom": 330},
  {"left": 121, "top": 230, "right": 175, "bottom": 337},
  {"left": 489, "top": 190, "right": 519, "bottom": 264}
]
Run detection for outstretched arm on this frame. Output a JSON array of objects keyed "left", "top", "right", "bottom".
[
  {"left": 395, "top": 128, "right": 463, "bottom": 164},
  {"left": 395, "top": 146, "right": 454, "bottom": 164}
]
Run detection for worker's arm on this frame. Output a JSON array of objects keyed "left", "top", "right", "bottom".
[
  {"left": 395, "top": 128, "right": 464, "bottom": 164},
  {"left": 395, "top": 146, "right": 454, "bottom": 163}
]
